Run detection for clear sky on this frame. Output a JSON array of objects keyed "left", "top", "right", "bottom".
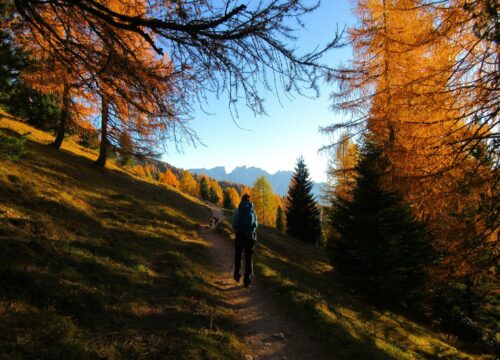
[{"left": 162, "top": 1, "right": 356, "bottom": 183}]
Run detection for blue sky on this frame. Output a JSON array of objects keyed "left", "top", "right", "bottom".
[{"left": 163, "top": 1, "right": 356, "bottom": 183}]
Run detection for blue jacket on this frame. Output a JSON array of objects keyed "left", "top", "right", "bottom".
[{"left": 232, "top": 200, "right": 258, "bottom": 234}]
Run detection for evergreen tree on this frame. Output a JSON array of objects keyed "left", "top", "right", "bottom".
[
  {"left": 199, "top": 177, "right": 210, "bottom": 201},
  {"left": 276, "top": 206, "right": 284, "bottom": 232},
  {"left": 285, "top": 157, "right": 321, "bottom": 244},
  {"left": 0, "top": 14, "right": 24, "bottom": 103},
  {"left": 328, "top": 141, "right": 430, "bottom": 308},
  {"left": 0, "top": 9, "right": 61, "bottom": 130},
  {"left": 209, "top": 187, "right": 220, "bottom": 204},
  {"left": 208, "top": 179, "right": 223, "bottom": 204},
  {"left": 223, "top": 188, "right": 236, "bottom": 209}
]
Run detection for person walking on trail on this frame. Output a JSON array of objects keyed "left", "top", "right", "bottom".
[{"left": 232, "top": 193, "right": 258, "bottom": 288}]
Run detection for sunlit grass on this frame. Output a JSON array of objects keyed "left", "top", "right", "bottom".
[
  {"left": 217, "top": 216, "right": 493, "bottom": 359},
  {"left": 254, "top": 226, "right": 495, "bottom": 359}
]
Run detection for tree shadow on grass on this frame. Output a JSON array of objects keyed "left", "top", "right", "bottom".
[
  {"left": 253, "top": 251, "right": 398, "bottom": 359},
  {"left": 0, "top": 137, "right": 240, "bottom": 358},
  {"left": 254, "top": 226, "right": 490, "bottom": 359}
]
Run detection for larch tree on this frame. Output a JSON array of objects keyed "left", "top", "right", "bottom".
[
  {"left": 251, "top": 176, "right": 277, "bottom": 227},
  {"left": 133, "top": 164, "right": 146, "bottom": 177},
  {"left": 326, "top": 0, "right": 495, "bottom": 267},
  {"left": 90, "top": 12, "right": 194, "bottom": 168},
  {"left": 325, "top": 0, "right": 497, "bottom": 338},
  {"left": 285, "top": 157, "right": 321, "bottom": 244},
  {"left": 327, "top": 133, "right": 358, "bottom": 202},
  {"left": 325, "top": 0, "right": 496, "bottom": 228},
  {"left": 117, "top": 131, "right": 134, "bottom": 166},
  {"left": 10, "top": 0, "right": 341, "bottom": 154},
  {"left": 240, "top": 186, "right": 252, "bottom": 199},
  {"left": 16, "top": 31, "right": 94, "bottom": 150},
  {"left": 180, "top": 170, "right": 198, "bottom": 197},
  {"left": 230, "top": 187, "right": 241, "bottom": 207},
  {"left": 0, "top": 7, "right": 63, "bottom": 130},
  {"left": 160, "top": 169, "right": 179, "bottom": 188}
]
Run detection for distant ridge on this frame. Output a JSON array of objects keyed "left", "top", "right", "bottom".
[{"left": 189, "top": 165, "right": 326, "bottom": 200}]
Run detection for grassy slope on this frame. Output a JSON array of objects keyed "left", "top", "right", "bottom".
[
  {"left": 0, "top": 115, "right": 242, "bottom": 359},
  {"left": 216, "top": 216, "right": 493, "bottom": 360}
]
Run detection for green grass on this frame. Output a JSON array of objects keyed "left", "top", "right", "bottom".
[
  {"left": 0, "top": 115, "right": 243, "bottom": 359},
  {"left": 217, "top": 215, "right": 494, "bottom": 360}
]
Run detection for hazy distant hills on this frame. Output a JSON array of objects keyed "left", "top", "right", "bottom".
[{"left": 189, "top": 166, "right": 326, "bottom": 200}]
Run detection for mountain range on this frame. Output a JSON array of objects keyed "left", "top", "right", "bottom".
[{"left": 189, "top": 166, "right": 326, "bottom": 201}]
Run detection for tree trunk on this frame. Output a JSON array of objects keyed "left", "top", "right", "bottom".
[
  {"left": 50, "top": 82, "right": 70, "bottom": 149},
  {"left": 465, "top": 277, "right": 475, "bottom": 318},
  {"left": 95, "top": 96, "right": 109, "bottom": 167}
]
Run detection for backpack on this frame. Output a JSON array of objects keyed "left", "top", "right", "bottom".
[{"left": 237, "top": 202, "right": 254, "bottom": 233}]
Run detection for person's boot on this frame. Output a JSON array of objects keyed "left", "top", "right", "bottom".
[{"left": 233, "top": 272, "right": 241, "bottom": 283}]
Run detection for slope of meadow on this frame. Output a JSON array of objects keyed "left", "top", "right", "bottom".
[
  {"left": 254, "top": 227, "right": 496, "bottom": 360},
  {"left": 215, "top": 217, "right": 495, "bottom": 360},
  {"left": 1, "top": 112, "right": 494, "bottom": 360},
  {"left": 0, "top": 114, "right": 242, "bottom": 359}
]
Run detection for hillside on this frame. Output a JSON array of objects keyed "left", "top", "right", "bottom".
[
  {"left": 189, "top": 166, "right": 326, "bottom": 200},
  {"left": 0, "top": 114, "right": 494, "bottom": 359},
  {"left": 216, "top": 220, "right": 495, "bottom": 360},
  {"left": 0, "top": 115, "right": 242, "bottom": 359}
]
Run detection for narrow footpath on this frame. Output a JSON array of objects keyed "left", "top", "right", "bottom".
[{"left": 200, "top": 205, "right": 331, "bottom": 360}]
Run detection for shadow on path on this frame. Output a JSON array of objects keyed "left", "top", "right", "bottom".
[{"left": 201, "top": 205, "right": 333, "bottom": 360}]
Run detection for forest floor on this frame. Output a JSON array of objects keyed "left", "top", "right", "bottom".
[{"left": 201, "top": 205, "right": 330, "bottom": 360}]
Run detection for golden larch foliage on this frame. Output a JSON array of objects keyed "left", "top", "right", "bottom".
[
  {"left": 251, "top": 176, "right": 278, "bottom": 227},
  {"left": 179, "top": 170, "right": 199, "bottom": 197},
  {"left": 160, "top": 169, "right": 179, "bottom": 188}
]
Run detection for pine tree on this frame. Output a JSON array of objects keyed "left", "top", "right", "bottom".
[
  {"left": 199, "top": 177, "right": 210, "bottom": 201},
  {"left": 223, "top": 188, "right": 237, "bottom": 209},
  {"left": 209, "top": 187, "right": 220, "bottom": 204},
  {"left": 328, "top": 141, "right": 430, "bottom": 307},
  {"left": 276, "top": 206, "right": 284, "bottom": 232},
  {"left": 208, "top": 179, "right": 223, "bottom": 204},
  {"left": 285, "top": 157, "right": 321, "bottom": 244}
]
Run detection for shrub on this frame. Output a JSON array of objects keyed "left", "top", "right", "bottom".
[{"left": 0, "top": 131, "right": 29, "bottom": 161}]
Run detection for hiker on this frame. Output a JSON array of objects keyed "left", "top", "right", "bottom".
[{"left": 231, "top": 193, "right": 258, "bottom": 287}]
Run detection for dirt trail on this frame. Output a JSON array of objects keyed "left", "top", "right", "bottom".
[{"left": 200, "top": 205, "right": 331, "bottom": 360}]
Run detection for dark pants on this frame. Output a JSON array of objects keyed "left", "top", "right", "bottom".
[{"left": 234, "top": 232, "right": 256, "bottom": 285}]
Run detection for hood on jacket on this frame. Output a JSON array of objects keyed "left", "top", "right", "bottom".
[{"left": 239, "top": 200, "right": 254, "bottom": 211}]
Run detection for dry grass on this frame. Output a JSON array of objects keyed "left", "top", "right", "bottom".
[
  {"left": 215, "top": 216, "right": 494, "bottom": 360},
  {"left": 253, "top": 226, "right": 495, "bottom": 359},
  {"left": 0, "top": 114, "right": 243, "bottom": 359}
]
